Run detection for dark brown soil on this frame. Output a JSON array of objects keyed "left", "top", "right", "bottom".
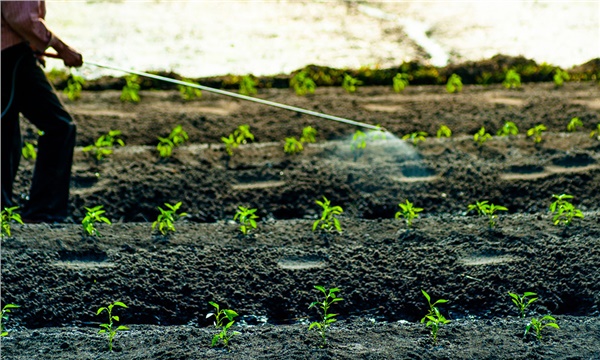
[{"left": 2, "top": 80, "right": 599, "bottom": 359}]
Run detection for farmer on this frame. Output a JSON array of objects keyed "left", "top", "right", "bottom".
[{"left": 1, "top": 1, "right": 83, "bottom": 222}]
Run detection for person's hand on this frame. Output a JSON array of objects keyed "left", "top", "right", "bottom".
[{"left": 57, "top": 45, "right": 83, "bottom": 67}]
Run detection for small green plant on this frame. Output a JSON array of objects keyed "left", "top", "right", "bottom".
[
  {"left": 527, "top": 124, "right": 547, "bottom": 144},
  {"left": 446, "top": 73, "right": 463, "bottom": 94},
  {"left": 179, "top": 78, "right": 202, "bottom": 100},
  {"left": 420, "top": 290, "right": 450, "bottom": 344},
  {"left": 97, "top": 301, "right": 129, "bottom": 352},
  {"left": 234, "top": 206, "right": 258, "bottom": 235},
  {"left": 83, "top": 130, "right": 125, "bottom": 161},
  {"left": 239, "top": 75, "right": 257, "bottom": 96},
  {"left": 553, "top": 69, "right": 570, "bottom": 87},
  {"left": 1, "top": 304, "right": 20, "bottom": 337},
  {"left": 402, "top": 131, "right": 428, "bottom": 145},
  {"left": 157, "top": 125, "right": 189, "bottom": 158},
  {"left": 222, "top": 124, "right": 255, "bottom": 156},
  {"left": 152, "top": 202, "right": 188, "bottom": 235},
  {"left": 290, "top": 70, "right": 316, "bottom": 96},
  {"left": 21, "top": 141, "right": 37, "bottom": 160},
  {"left": 64, "top": 74, "right": 85, "bottom": 101},
  {"left": 308, "top": 285, "right": 343, "bottom": 348},
  {"left": 350, "top": 130, "right": 367, "bottom": 161},
  {"left": 566, "top": 117, "right": 582, "bottom": 132},
  {"left": 284, "top": 137, "right": 304, "bottom": 154},
  {"left": 503, "top": 69, "right": 521, "bottom": 89},
  {"left": 395, "top": 199, "right": 423, "bottom": 228},
  {"left": 436, "top": 125, "right": 452, "bottom": 138},
  {"left": 1, "top": 207, "right": 23, "bottom": 238},
  {"left": 467, "top": 200, "right": 508, "bottom": 228},
  {"left": 473, "top": 126, "right": 492, "bottom": 146},
  {"left": 524, "top": 315, "right": 559, "bottom": 340},
  {"left": 313, "top": 196, "right": 343, "bottom": 233},
  {"left": 120, "top": 74, "right": 140, "bottom": 103},
  {"left": 207, "top": 302, "right": 240, "bottom": 349},
  {"left": 549, "top": 194, "right": 584, "bottom": 226},
  {"left": 591, "top": 123, "right": 600, "bottom": 141},
  {"left": 508, "top": 291, "right": 538, "bottom": 318},
  {"left": 342, "top": 73, "right": 362, "bottom": 93},
  {"left": 82, "top": 205, "right": 111, "bottom": 237},
  {"left": 300, "top": 126, "right": 317, "bottom": 143},
  {"left": 393, "top": 73, "right": 410, "bottom": 93},
  {"left": 497, "top": 121, "right": 519, "bottom": 136}
]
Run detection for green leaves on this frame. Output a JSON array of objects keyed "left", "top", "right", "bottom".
[
  {"left": 290, "top": 70, "right": 316, "bottom": 96},
  {"left": 239, "top": 75, "right": 257, "bottom": 96},
  {"left": 157, "top": 125, "right": 189, "bottom": 158},
  {"left": 566, "top": 117, "right": 583, "bottom": 132},
  {"left": 502, "top": 69, "right": 521, "bottom": 89},
  {"left": 179, "top": 78, "right": 202, "bottom": 100},
  {"left": 467, "top": 200, "right": 508, "bottom": 228},
  {"left": 1, "top": 303, "right": 20, "bottom": 337},
  {"left": 395, "top": 199, "right": 423, "bottom": 228},
  {"left": 83, "top": 130, "right": 125, "bottom": 161},
  {"left": 64, "top": 73, "right": 85, "bottom": 101},
  {"left": 120, "top": 74, "right": 141, "bottom": 103},
  {"left": 82, "top": 205, "right": 111, "bottom": 237},
  {"left": 591, "top": 123, "right": 600, "bottom": 141},
  {"left": 402, "top": 131, "right": 428, "bottom": 146},
  {"left": 1, "top": 206, "right": 23, "bottom": 238},
  {"left": 473, "top": 126, "right": 492, "bottom": 146},
  {"left": 342, "top": 74, "right": 362, "bottom": 93},
  {"left": 309, "top": 286, "right": 343, "bottom": 347},
  {"left": 549, "top": 194, "right": 584, "bottom": 226},
  {"left": 497, "top": 121, "right": 519, "bottom": 136},
  {"left": 446, "top": 73, "right": 463, "bottom": 94},
  {"left": 436, "top": 125, "right": 452, "bottom": 138},
  {"left": 233, "top": 206, "right": 259, "bottom": 235},
  {"left": 21, "top": 142, "right": 37, "bottom": 160},
  {"left": 312, "top": 196, "right": 343, "bottom": 234},
  {"left": 553, "top": 69, "right": 570, "bottom": 87},
  {"left": 393, "top": 73, "right": 410, "bottom": 93},
  {"left": 97, "top": 301, "right": 129, "bottom": 351},
  {"left": 527, "top": 124, "right": 547, "bottom": 144},
  {"left": 222, "top": 124, "right": 255, "bottom": 156},
  {"left": 420, "top": 290, "right": 450, "bottom": 344},
  {"left": 152, "top": 202, "right": 188, "bottom": 235},
  {"left": 207, "top": 302, "right": 240, "bottom": 349},
  {"left": 284, "top": 137, "right": 304, "bottom": 154},
  {"left": 525, "top": 315, "right": 559, "bottom": 340},
  {"left": 508, "top": 291, "right": 537, "bottom": 318}
]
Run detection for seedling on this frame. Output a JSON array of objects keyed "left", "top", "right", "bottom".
[
  {"left": 393, "top": 72, "right": 410, "bottom": 93},
  {"left": 222, "top": 124, "right": 254, "bottom": 156},
  {"left": 83, "top": 130, "right": 125, "bottom": 161},
  {"left": 207, "top": 302, "right": 240, "bottom": 349},
  {"left": 342, "top": 74, "right": 362, "bottom": 93},
  {"left": 527, "top": 124, "right": 547, "bottom": 144},
  {"left": 152, "top": 202, "right": 188, "bottom": 235},
  {"left": 446, "top": 73, "right": 463, "bottom": 94},
  {"left": 179, "top": 78, "right": 202, "bottom": 100},
  {"left": 524, "top": 315, "right": 559, "bottom": 340},
  {"left": 308, "top": 285, "right": 343, "bottom": 347},
  {"left": 502, "top": 69, "right": 521, "bottom": 89},
  {"left": 120, "top": 74, "right": 140, "bottom": 103},
  {"left": 591, "top": 123, "right": 600, "bottom": 141},
  {"left": 566, "top": 117, "right": 582, "bottom": 132},
  {"left": 497, "top": 121, "right": 519, "bottom": 136},
  {"left": 313, "top": 196, "right": 343, "bottom": 233},
  {"left": 350, "top": 130, "right": 367, "bottom": 161},
  {"left": 284, "top": 137, "right": 304, "bottom": 154},
  {"left": 549, "top": 194, "right": 584, "bottom": 226},
  {"left": 82, "top": 205, "right": 111, "bottom": 237},
  {"left": 22, "top": 142, "right": 37, "bottom": 160},
  {"left": 508, "top": 291, "right": 537, "bottom": 318},
  {"left": 239, "top": 75, "right": 257, "bottom": 96},
  {"left": 290, "top": 70, "right": 316, "bottom": 96},
  {"left": 420, "top": 290, "right": 450, "bottom": 344},
  {"left": 1, "top": 206, "right": 23, "bottom": 237},
  {"left": 1, "top": 304, "right": 20, "bottom": 337},
  {"left": 553, "top": 69, "right": 570, "bottom": 87},
  {"left": 402, "top": 131, "right": 428, "bottom": 145},
  {"left": 395, "top": 199, "right": 423, "bottom": 228},
  {"left": 300, "top": 126, "right": 317, "bottom": 143},
  {"left": 467, "top": 200, "right": 508, "bottom": 228},
  {"left": 436, "top": 125, "right": 452, "bottom": 138},
  {"left": 234, "top": 206, "right": 258, "bottom": 235},
  {"left": 63, "top": 74, "right": 85, "bottom": 101},
  {"left": 473, "top": 126, "right": 492, "bottom": 146},
  {"left": 157, "top": 125, "right": 189, "bottom": 158},
  {"left": 97, "top": 301, "right": 129, "bottom": 352}
]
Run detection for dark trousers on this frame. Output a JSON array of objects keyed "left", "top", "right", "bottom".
[{"left": 1, "top": 43, "right": 76, "bottom": 221}]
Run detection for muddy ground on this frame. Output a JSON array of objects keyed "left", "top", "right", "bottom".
[{"left": 2, "top": 78, "right": 600, "bottom": 359}]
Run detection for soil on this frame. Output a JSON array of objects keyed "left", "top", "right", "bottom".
[{"left": 2, "top": 80, "right": 600, "bottom": 359}]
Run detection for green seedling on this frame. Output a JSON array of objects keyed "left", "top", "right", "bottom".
[
  {"left": 567, "top": 117, "right": 582, "bottom": 132},
  {"left": 152, "top": 202, "right": 188, "bottom": 235},
  {"left": 436, "top": 125, "right": 452, "bottom": 138},
  {"left": 395, "top": 199, "right": 423, "bottom": 228},
  {"left": 300, "top": 126, "right": 317, "bottom": 143},
  {"left": 402, "top": 131, "right": 428, "bottom": 145},
  {"left": 1, "top": 304, "right": 20, "bottom": 337},
  {"left": 22, "top": 142, "right": 37, "bottom": 160},
  {"left": 446, "top": 73, "right": 463, "bottom": 94},
  {"left": 549, "top": 194, "right": 584, "bottom": 226},
  {"left": 157, "top": 125, "right": 189, "bottom": 158},
  {"left": 239, "top": 75, "right": 257, "bottom": 96},
  {"left": 497, "top": 121, "right": 519, "bottom": 136},
  {"left": 508, "top": 291, "right": 537, "bottom": 318},
  {"left": 222, "top": 124, "right": 255, "bottom": 156},
  {"left": 313, "top": 196, "right": 343, "bottom": 233},
  {"left": 309, "top": 286, "right": 343, "bottom": 347},
  {"left": 64, "top": 74, "right": 85, "bottom": 101},
  {"left": 284, "top": 137, "right": 304, "bottom": 154},
  {"left": 350, "top": 130, "right": 367, "bottom": 161},
  {"left": 234, "top": 206, "right": 258, "bottom": 235},
  {"left": 120, "top": 74, "right": 140, "bottom": 103},
  {"left": 553, "top": 69, "right": 570, "bottom": 87},
  {"left": 179, "top": 78, "right": 202, "bottom": 100},
  {"left": 524, "top": 315, "right": 559, "bottom": 340},
  {"left": 1, "top": 206, "right": 23, "bottom": 238},
  {"left": 97, "top": 301, "right": 129, "bottom": 352},
  {"left": 290, "top": 70, "right": 316, "bottom": 96},
  {"left": 420, "top": 290, "right": 450, "bottom": 344},
  {"left": 83, "top": 130, "right": 125, "bottom": 161},
  {"left": 342, "top": 73, "right": 362, "bottom": 93},
  {"left": 591, "top": 123, "right": 600, "bottom": 141},
  {"left": 467, "top": 200, "right": 508, "bottom": 228},
  {"left": 473, "top": 126, "right": 492, "bottom": 146},
  {"left": 207, "top": 302, "right": 240, "bottom": 349},
  {"left": 157, "top": 137, "right": 175, "bottom": 158},
  {"left": 82, "top": 205, "right": 111, "bottom": 237},
  {"left": 503, "top": 69, "right": 521, "bottom": 89},
  {"left": 527, "top": 124, "right": 547, "bottom": 144},
  {"left": 393, "top": 73, "right": 410, "bottom": 93}
]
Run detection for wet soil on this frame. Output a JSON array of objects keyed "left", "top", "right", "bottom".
[{"left": 2, "top": 80, "right": 600, "bottom": 359}]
